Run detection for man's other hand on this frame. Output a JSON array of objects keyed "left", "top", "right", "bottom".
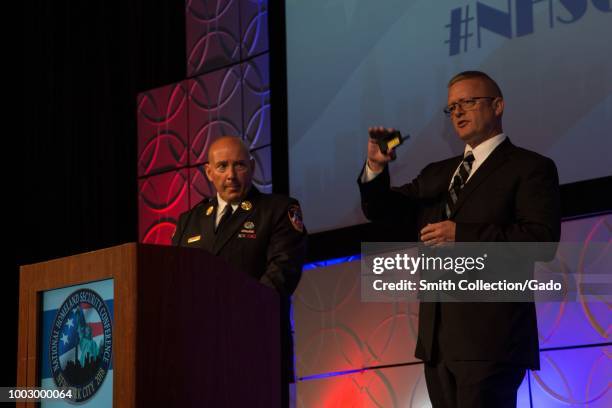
[{"left": 420, "top": 221, "right": 456, "bottom": 246}]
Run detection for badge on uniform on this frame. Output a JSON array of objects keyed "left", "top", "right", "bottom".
[
  {"left": 288, "top": 204, "right": 304, "bottom": 232},
  {"left": 187, "top": 235, "right": 201, "bottom": 243},
  {"left": 241, "top": 201, "right": 253, "bottom": 211},
  {"left": 205, "top": 206, "right": 214, "bottom": 216},
  {"left": 239, "top": 221, "right": 257, "bottom": 239}
]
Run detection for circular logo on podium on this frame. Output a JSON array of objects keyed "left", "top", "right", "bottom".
[{"left": 49, "top": 288, "right": 113, "bottom": 402}]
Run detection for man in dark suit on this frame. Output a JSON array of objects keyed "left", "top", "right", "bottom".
[
  {"left": 358, "top": 71, "right": 560, "bottom": 407},
  {"left": 172, "top": 136, "right": 307, "bottom": 405}
]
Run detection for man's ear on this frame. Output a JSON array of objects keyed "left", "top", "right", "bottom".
[
  {"left": 494, "top": 97, "right": 504, "bottom": 117},
  {"left": 204, "top": 163, "right": 213, "bottom": 182}
]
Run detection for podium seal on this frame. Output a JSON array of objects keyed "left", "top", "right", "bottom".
[{"left": 49, "top": 288, "right": 112, "bottom": 402}]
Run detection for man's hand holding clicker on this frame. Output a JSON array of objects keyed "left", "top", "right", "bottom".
[{"left": 367, "top": 126, "right": 397, "bottom": 172}]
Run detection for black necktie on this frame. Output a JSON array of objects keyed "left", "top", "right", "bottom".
[
  {"left": 444, "top": 152, "right": 475, "bottom": 219},
  {"left": 215, "top": 205, "right": 234, "bottom": 234}
]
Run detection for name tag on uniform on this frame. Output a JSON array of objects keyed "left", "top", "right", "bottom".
[{"left": 187, "top": 235, "right": 201, "bottom": 243}]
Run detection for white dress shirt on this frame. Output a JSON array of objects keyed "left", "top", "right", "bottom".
[
  {"left": 215, "top": 194, "right": 239, "bottom": 227},
  {"left": 456, "top": 133, "right": 506, "bottom": 185}
]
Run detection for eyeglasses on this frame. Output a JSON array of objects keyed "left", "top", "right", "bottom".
[{"left": 444, "top": 97, "right": 497, "bottom": 116}]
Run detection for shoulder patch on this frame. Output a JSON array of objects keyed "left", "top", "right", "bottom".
[{"left": 288, "top": 204, "right": 304, "bottom": 233}]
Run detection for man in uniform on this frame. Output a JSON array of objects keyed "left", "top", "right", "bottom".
[{"left": 173, "top": 135, "right": 307, "bottom": 405}]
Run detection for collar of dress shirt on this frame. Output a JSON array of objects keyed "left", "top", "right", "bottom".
[
  {"left": 216, "top": 194, "right": 239, "bottom": 215},
  {"left": 464, "top": 133, "right": 506, "bottom": 164}
]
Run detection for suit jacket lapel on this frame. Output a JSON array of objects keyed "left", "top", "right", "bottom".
[
  {"left": 444, "top": 156, "right": 463, "bottom": 190},
  {"left": 431, "top": 156, "right": 462, "bottom": 221},
  {"left": 449, "top": 138, "right": 513, "bottom": 218}
]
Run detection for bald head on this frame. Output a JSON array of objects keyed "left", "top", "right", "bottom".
[
  {"left": 205, "top": 136, "right": 255, "bottom": 203},
  {"left": 207, "top": 136, "right": 251, "bottom": 163}
]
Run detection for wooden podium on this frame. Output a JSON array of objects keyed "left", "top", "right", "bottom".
[{"left": 17, "top": 243, "right": 281, "bottom": 407}]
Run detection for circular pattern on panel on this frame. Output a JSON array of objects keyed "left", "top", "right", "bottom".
[
  {"left": 189, "top": 68, "right": 242, "bottom": 164},
  {"left": 251, "top": 147, "right": 272, "bottom": 191},
  {"left": 189, "top": 166, "right": 215, "bottom": 205},
  {"left": 531, "top": 347, "right": 610, "bottom": 405},
  {"left": 137, "top": 84, "right": 188, "bottom": 175},
  {"left": 365, "top": 303, "right": 419, "bottom": 366},
  {"left": 577, "top": 217, "right": 611, "bottom": 338},
  {"left": 186, "top": 0, "right": 240, "bottom": 75},
  {"left": 242, "top": 58, "right": 270, "bottom": 149},
  {"left": 535, "top": 253, "right": 572, "bottom": 345},
  {"left": 139, "top": 171, "right": 189, "bottom": 245},
  {"left": 241, "top": 0, "right": 267, "bottom": 57},
  {"left": 138, "top": 84, "right": 187, "bottom": 125},
  {"left": 139, "top": 171, "right": 188, "bottom": 213}
]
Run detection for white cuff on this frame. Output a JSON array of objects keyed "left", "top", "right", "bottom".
[{"left": 361, "top": 161, "right": 383, "bottom": 183}]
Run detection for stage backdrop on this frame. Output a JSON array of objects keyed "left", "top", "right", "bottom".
[{"left": 286, "top": 0, "right": 612, "bottom": 233}]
